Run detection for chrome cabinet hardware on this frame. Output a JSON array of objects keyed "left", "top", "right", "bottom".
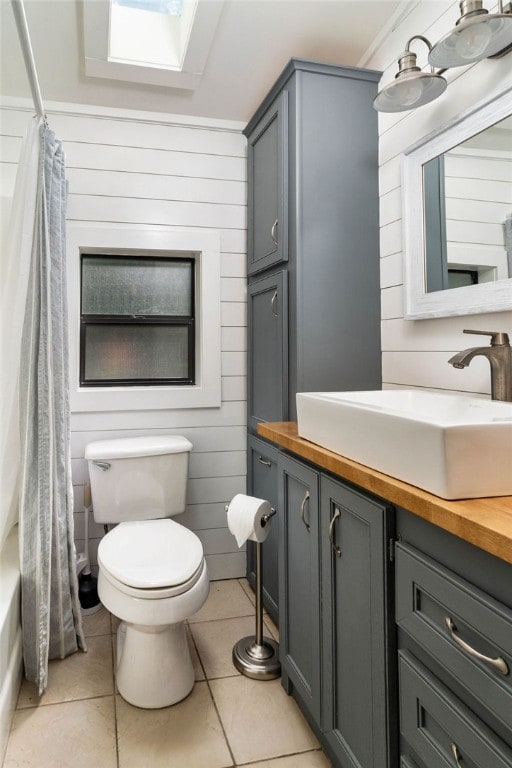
[
  {"left": 450, "top": 742, "right": 463, "bottom": 768},
  {"left": 271, "top": 289, "right": 278, "bottom": 317},
  {"left": 271, "top": 218, "right": 278, "bottom": 246},
  {"left": 445, "top": 617, "right": 509, "bottom": 675},
  {"left": 328, "top": 506, "right": 342, "bottom": 557},
  {"left": 300, "top": 490, "right": 310, "bottom": 532},
  {"left": 258, "top": 456, "right": 272, "bottom": 467},
  {"left": 92, "top": 460, "right": 111, "bottom": 471}
]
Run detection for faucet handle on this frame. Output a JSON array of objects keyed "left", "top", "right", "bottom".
[{"left": 463, "top": 330, "right": 510, "bottom": 346}]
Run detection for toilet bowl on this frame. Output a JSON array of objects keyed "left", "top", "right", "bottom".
[
  {"left": 98, "top": 520, "right": 209, "bottom": 708},
  {"left": 85, "top": 435, "right": 209, "bottom": 709}
]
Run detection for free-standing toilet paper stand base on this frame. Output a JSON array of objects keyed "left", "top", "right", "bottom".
[{"left": 232, "top": 511, "right": 281, "bottom": 680}]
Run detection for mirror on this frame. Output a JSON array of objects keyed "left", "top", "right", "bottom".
[{"left": 402, "top": 85, "right": 512, "bottom": 319}]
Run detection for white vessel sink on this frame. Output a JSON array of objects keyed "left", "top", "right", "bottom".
[{"left": 296, "top": 390, "right": 512, "bottom": 499}]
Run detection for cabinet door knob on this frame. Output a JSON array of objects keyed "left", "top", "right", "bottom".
[
  {"left": 300, "top": 490, "right": 310, "bottom": 532},
  {"left": 258, "top": 455, "right": 272, "bottom": 467},
  {"left": 445, "top": 617, "right": 509, "bottom": 675},
  {"left": 271, "top": 290, "right": 278, "bottom": 317},
  {"left": 271, "top": 218, "right": 278, "bottom": 246},
  {"left": 328, "top": 506, "right": 342, "bottom": 557}
]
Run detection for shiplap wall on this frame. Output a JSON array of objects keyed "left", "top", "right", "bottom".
[
  {"left": 365, "top": 0, "right": 512, "bottom": 394},
  {"left": 0, "top": 99, "right": 248, "bottom": 580}
]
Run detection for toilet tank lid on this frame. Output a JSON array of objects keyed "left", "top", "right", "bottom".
[{"left": 85, "top": 435, "right": 193, "bottom": 460}]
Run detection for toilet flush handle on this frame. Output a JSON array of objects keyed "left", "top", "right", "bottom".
[{"left": 93, "top": 461, "right": 111, "bottom": 471}]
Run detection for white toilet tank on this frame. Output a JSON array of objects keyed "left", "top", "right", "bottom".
[{"left": 85, "top": 436, "right": 193, "bottom": 524}]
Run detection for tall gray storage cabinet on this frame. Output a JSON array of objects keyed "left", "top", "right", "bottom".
[{"left": 245, "top": 59, "right": 382, "bottom": 621}]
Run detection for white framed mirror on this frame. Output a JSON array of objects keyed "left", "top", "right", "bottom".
[{"left": 402, "top": 84, "right": 512, "bottom": 319}]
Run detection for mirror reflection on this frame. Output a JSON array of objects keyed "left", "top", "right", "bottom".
[{"left": 423, "top": 114, "right": 512, "bottom": 294}]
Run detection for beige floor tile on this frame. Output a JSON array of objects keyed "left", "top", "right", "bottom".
[
  {"left": 245, "top": 750, "right": 333, "bottom": 767},
  {"left": 186, "top": 625, "right": 205, "bottom": 681},
  {"left": 116, "top": 682, "right": 233, "bottom": 768},
  {"left": 110, "top": 614, "right": 121, "bottom": 633},
  {"left": 210, "top": 676, "right": 319, "bottom": 764},
  {"left": 189, "top": 579, "right": 254, "bottom": 624},
  {"left": 17, "top": 635, "right": 113, "bottom": 708},
  {"left": 238, "top": 579, "right": 280, "bottom": 637},
  {"left": 190, "top": 615, "right": 256, "bottom": 679},
  {"left": 238, "top": 578, "right": 256, "bottom": 606},
  {"left": 81, "top": 605, "right": 111, "bottom": 637},
  {"left": 263, "top": 614, "right": 279, "bottom": 642},
  {"left": 3, "top": 696, "right": 117, "bottom": 768}
]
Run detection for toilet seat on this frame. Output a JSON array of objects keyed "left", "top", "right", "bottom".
[{"left": 98, "top": 519, "right": 204, "bottom": 598}]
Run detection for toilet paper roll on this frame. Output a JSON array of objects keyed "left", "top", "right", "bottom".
[{"left": 226, "top": 494, "right": 272, "bottom": 548}]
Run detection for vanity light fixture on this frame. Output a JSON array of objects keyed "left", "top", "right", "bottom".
[
  {"left": 373, "top": 1, "right": 512, "bottom": 112},
  {"left": 429, "top": 0, "right": 512, "bottom": 67},
  {"left": 373, "top": 36, "right": 447, "bottom": 112}
]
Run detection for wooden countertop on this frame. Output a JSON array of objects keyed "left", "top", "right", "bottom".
[{"left": 258, "top": 421, "right": 512, "bottom": 565}]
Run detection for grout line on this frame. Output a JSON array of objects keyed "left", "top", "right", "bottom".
[
  {"left": 186, "top": 623, "right": 237, "bottom": 767},
  {"left": 15, "top": 692, "right": 115, "bottom": 711},
  {"left": 110, "top": 619, "right": 121, "bottom": 768}
]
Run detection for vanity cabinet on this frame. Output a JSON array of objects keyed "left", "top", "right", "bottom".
[
  {"left": 278, "top": 453, "right": 321, "bottom": 721},
  {"left": 278, "top": 452, "right": 396, "bottom": 768},
  {"left": 395, "top": 510, "right": 512, "bottom": 768},
  {"left": 247, "top": 271, "right": 288, "bottom": 434},
  {"left": 246, "top": 58, "right": 382, "bottom": 613},
  {"left": 246, "top": 435, "right": 280, "bottom": 621},
  {"left": 247, "top": 92, "right": 288, "bottom": 276},
  {"left": 245, "top": 58, "right": 382, "bottom": 428}
]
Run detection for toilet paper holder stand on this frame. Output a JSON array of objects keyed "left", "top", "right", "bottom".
[{"left": 226, "top": 505, "right": 281, "bottom": 680}]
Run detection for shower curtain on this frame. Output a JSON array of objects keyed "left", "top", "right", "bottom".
[
  {"left": 18, "top": 122, "right": 85, "bottom": 693},
  {"left": 1, "top": 116, "right": 39, "bottom": 551}
]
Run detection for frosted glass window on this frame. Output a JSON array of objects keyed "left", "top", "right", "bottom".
[
  {"left": 84, "top": 325, "right": 190, "bottom": 382},
  {"left": 80, "top": 253, "right": 195, "bottom": 386},
  {"left": 82, "top": 256, "right": 192, "bottom": 316}
]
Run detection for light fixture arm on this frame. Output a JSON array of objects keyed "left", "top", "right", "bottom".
[{"left": 403, "top": 35, "right": 447, "bottom": 76}]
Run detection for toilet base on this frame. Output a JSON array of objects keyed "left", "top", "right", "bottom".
[{"left": 116, "top": 620, "right": 194, "bottom": 708}]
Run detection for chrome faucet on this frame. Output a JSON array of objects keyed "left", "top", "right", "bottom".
[{"left": 448, "top": 330, "right": 512, "bottom": 402}]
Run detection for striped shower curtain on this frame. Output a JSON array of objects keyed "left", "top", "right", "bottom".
[{"left": 19, "top": 123, "right": 85, "bottom": 694}]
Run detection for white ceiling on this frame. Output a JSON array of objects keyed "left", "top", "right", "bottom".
[{"left": 0, "top": 0, "right": 402, "bottom": 123}]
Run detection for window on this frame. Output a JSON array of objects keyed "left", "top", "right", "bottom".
[{"left": 80, "top": 254, "right": 195, "bottom": 386}]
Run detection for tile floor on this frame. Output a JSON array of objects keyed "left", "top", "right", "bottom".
[{"left": 4, "top": 579, "right": 333, "bottom": 768}]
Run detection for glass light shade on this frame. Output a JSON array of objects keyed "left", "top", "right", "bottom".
[
  {"left": 429, "top": 13, "right": 512, "bottom": 66},
  {"left": 373, "top": 71, "right": 447, "bottom": 112}
]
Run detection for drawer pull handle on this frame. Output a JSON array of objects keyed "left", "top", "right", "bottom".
[
  {"left": 258, "top": 456, "right": 272, "bottom": 467},
  {"left": 300, "top": 490, "right": 310, "bottom": 533},
  {"left": 271, "top": 290, "right": 278, "bottom": 317},
  {"left": 328, "top": 506, "right": 342, "bottom": 557},
  {"left": 450, "top": 742, "right": 463, "bottom": 768},
  {"left": 445, "top": 617, "right": 509, "bottom": 675},
  {"left": 271, "top": 219, "right": 278, "bottom": 246}
]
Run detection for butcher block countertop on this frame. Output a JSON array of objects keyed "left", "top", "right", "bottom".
[{"left": 258, "top": 421, "right": 512, "bottom": 565}]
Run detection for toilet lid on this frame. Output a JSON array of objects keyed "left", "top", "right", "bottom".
[{"left": 98, "top": 519, "right": 204, "bottom": 589}]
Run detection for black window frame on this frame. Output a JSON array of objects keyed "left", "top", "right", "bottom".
[{"left": 80, "top": 253, "right": 195, "bottom": 387}]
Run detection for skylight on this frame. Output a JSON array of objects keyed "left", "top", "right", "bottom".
[
  {"left": 83, "top": 0, "right": 224, "bottom": 91},
  {"left": 113, "top": 0, "right": 184, "bottom": 16}
]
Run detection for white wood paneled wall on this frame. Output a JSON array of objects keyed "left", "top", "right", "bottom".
[
  {"left": 364, "top": 0, "right": 512, "bottom": 394},
  {"left": 0, "top": 99, "right": 248, "bottom": 580}
]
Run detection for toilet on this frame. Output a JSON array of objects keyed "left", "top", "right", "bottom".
[{"left": 84, "top": 435, "right": 209, "bottom": 709}]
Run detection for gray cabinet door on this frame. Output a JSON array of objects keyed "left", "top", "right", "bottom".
[
  {"left": 278, "top": 453, "right": 321, "bottom": 722},
  {"left": 247, "top": 271, "right": 288, "bottom": 433},
  {"left": 247, "top": 92, "right": 288, "bottom": 276},
  {"left": 246, "top": 435, "right": 279, "bottom": 622},
  {"left": 320, "top": 475, "right": 395, "bottom": 768}
]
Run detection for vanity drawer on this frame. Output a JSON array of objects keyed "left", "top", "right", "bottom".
[
  {"left": 399, "top": 651, "right": 512, "bottom": 768},
  {"left": 396, "top": 542, "right": 512, "bottom": 733}
]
